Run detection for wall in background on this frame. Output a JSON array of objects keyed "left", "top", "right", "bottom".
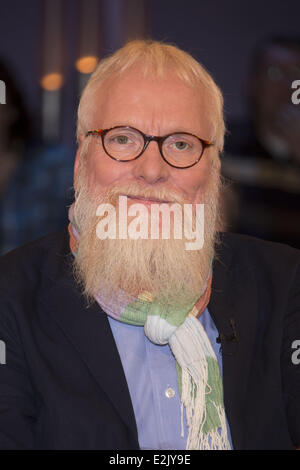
[
  {"left": 149, "top": 0, "right": 300, "bottom": 121},
  {"left": 0, "top": 0, "right": 299, "bottom": 148}
]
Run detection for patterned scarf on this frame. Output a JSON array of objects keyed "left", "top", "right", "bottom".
[{"left": 68, "top": 205, "right": 231, "bottom": 450}]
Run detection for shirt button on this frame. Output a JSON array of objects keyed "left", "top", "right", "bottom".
[{"left": 165, "top": 387, "right": 175, "bottom": 398}]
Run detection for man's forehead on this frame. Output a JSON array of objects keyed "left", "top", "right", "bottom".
[
  {"left": 95, "top": 69, "right": 208, "bottom": 104},
  {"left": 91, "top": 69, "right": 216, "bottom": 137}
]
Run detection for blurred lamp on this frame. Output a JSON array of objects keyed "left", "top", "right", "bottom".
[
  {"left": 41, "top": 0, "right": 63, "bottom": 141},
  {"left": 40, "top": 73, "right": 64, "bottom": 91},
  {"left": 75, "top": 56, "right": 98, "bottom": 74}
]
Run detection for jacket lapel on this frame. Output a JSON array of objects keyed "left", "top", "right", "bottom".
[
  {"left": 208, "top": 233, "right": 259, "bottom": 450},
  {"left": 38, "top": 231, "right": 139, "bottom": 447}
]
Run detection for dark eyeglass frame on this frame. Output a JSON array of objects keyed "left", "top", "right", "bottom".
[{"left": 85, "top": 125, "right": 213, "bottom": 169}]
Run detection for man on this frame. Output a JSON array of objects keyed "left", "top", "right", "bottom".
[{"left": 0, "top": 40, "right": 299, "bottom": 450}]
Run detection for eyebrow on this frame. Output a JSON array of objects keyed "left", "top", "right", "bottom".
[{"left": 104, "top": 123, "right": 206, "bottom": 137}]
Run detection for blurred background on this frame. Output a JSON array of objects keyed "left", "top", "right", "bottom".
[{"left": 0, "top": 0, "right": 299, "bottom": 254}]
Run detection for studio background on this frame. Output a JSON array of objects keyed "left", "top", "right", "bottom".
[{"left": 0, "top": 0, "right": 299, "bottom": 253}]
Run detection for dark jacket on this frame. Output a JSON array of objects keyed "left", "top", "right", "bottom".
[{"left": 0, "top": 227, "right": 299, "bottom": 450}]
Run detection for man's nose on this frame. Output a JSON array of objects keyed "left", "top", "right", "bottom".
[{"left": 132, "top": 140, "right": 170, "bottom": 184}]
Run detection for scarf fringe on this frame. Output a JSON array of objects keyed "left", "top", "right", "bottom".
[{"left": 170, "top": 316, "right": 231, "bottom": 450}]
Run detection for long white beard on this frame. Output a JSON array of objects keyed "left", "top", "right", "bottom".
[{"left": 72, "top": 162, "right": 223, "bottom": 309}]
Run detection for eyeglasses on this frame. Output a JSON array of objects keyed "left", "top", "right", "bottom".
[{"left": 85, "top": 125, "right": 213, "bottom": 169}]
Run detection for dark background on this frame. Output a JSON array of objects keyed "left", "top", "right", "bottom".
[
  {"left": 1, "top": 0, "right": 299, "bottom": 145},
  {"left": 0, "top": 0, "right": 299, "bottom": 252}
]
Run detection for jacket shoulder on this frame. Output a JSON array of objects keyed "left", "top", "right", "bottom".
[
  {"left": 216, "top": 231, "right": 300, "bottom": 278},
  {"left": 0, "top": 227, "right": 70, "bottom": 297}
]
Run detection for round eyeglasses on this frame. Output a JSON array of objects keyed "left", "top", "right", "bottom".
[{"left": 85, "top": 125, "right": 213, "bottom": 169}]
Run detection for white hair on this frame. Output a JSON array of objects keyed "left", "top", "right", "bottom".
[{"left": 77, "top": 39, "right": 225, "bottom": 153}]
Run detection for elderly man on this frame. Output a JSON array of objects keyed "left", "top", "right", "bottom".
[{"left": 0, "top": 40, "right": 299, "bottom": 451}]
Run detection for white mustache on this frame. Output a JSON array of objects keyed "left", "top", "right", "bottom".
[{"left": 104, "top": 184, "right": 187, "bottom": 206}]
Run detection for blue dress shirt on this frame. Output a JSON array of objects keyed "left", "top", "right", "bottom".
[{"left": 108, "top": 307, "right": 233, "bottom": 450}]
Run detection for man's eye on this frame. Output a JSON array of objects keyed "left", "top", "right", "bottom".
[
  {"left": 115, "top": 135, "right": 129, "bottom": 144},
  {"left": 174, "top": 141, "right": 189, "bottom": 150}
]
